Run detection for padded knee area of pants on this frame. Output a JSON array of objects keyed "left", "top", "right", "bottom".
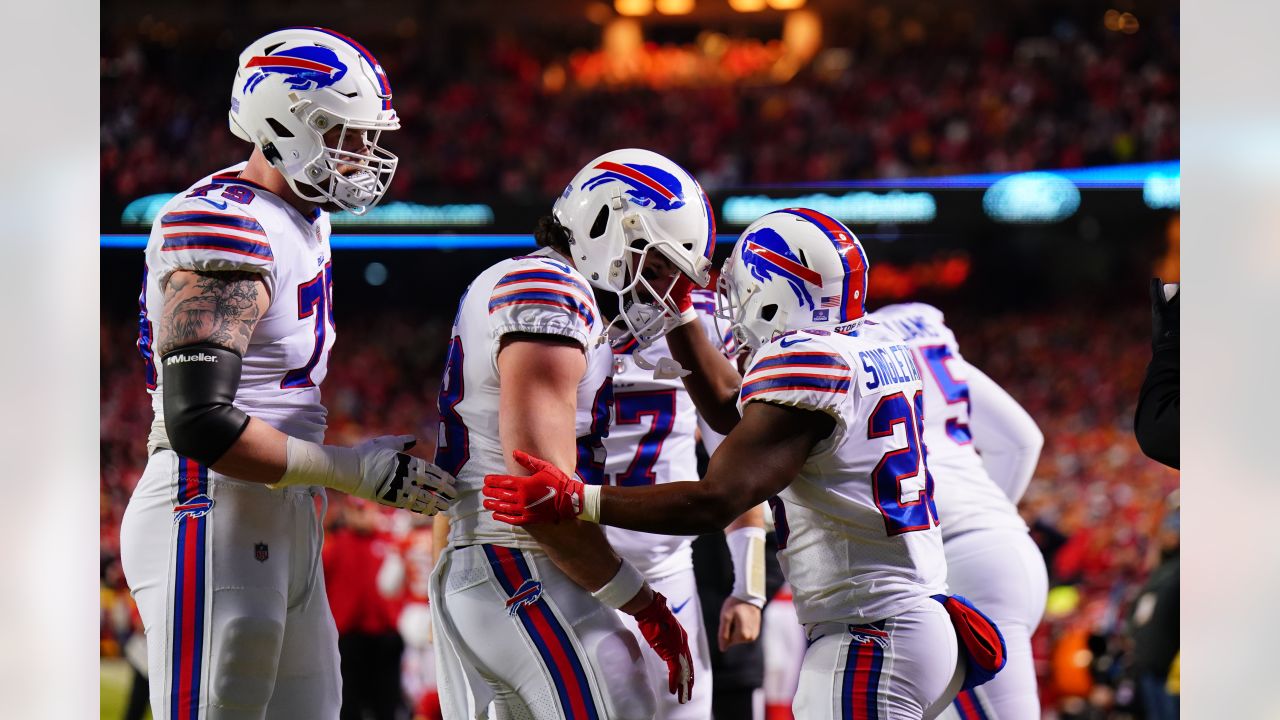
[
  {"left": 591, "top": 628, "right": 655, "bottom": 720},
  {"left": 212, "top": 616, "right": 284, "bottom": 709}
]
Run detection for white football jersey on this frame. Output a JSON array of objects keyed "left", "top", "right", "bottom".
[
  {"left": 603, "top": 290, "right": 726, "bottom": 578},
  {"left": 436, "top": 248, "right": 613, "bottom": 550},
  {"left": 141, "top": 163, "right": 335, "bottom": 452},
  {"left": 868, "top": 303, "right": 1027, "bottom": 539},
  {"left": 737, "top": 324, "right": 947, "bottom": 626}
]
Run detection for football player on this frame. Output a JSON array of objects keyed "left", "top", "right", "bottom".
[
  {"left": 605, "top": 286, "right": 768, "bottom": 719},
  {"left": 428, "top": 149, "right": 711, "bottom": 719},
  {"left": 120, "top": 28, "right": 457, "bottom": 720},
  {"left": 869, "top": 302, "right": 1046, "bottom": 720},
  {"left": 484, "top": 209, "right": 1007, "bottom": 719}
]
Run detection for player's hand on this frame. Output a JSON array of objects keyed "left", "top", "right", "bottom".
[
  {"left": 482, "top": 450, "right": 584, "bottom": 525},
  {"left": 717, "top": 596, "right": 762, "bottom": 652},
  {"left": 353, "top": 435, "right": 457, "bottom": 515},
  {"left": 632, "top": 592, "right": 695, "bottom": 704},
  {"left": 664, "top": 274, "right": 698, "bottom": 329},
  {"left": 1149, "top": 277, "right": 1179, "bottom": 351}
]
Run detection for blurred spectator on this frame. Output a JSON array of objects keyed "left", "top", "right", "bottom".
[
  {"left": 1127, "top": 495, "right": 1179, "bottom": 719},
  {"left": 323, "top": 497, "right": 408, "bottom": 720},
  {"left": 100, "top": 6, "right": 1178, "bottom": 217}
]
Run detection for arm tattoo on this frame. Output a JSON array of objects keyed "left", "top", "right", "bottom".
[{"left": 158, "top": 270, "right": 265, "bottom": 356}]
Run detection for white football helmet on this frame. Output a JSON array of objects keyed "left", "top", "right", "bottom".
[
  {"left": 229, "top": 27, "right": 399, "bottom": 214},
  {"left": 552, "top": 148, "right": 716, "bottom": 347},
  {"left": 717, "top": 208, "right": 870, "bottom": 351}
]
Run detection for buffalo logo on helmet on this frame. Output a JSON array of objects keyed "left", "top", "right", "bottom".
[
  {"left": 504, "top": 579, "right": 544, "bottom": 616},
  {"left": 741, "top": 227, "right": 823, "bottom": 311},
  {"left": 243, "top": 45, "right": 348, "bottom": 94},
  {"left": 582, "top": 161, "right": 687, "bottom": 212},
  {"left": 172, "top": 494, "right": 215, "bottom": 523}
]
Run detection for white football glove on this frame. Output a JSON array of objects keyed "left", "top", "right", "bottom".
[
  {"left": 278, "top": 434, "right": 457, "bottom": 517},
  {"left": 352, "top": 435, "right": 457, "bottom": 515}
]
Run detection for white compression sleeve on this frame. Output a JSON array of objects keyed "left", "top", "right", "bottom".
[
  {"left": 967, "top": 365, "right": 1044, "bottom": 504},
  {"left": 726, "top": 526, "right": 767, "bottom": 607}
]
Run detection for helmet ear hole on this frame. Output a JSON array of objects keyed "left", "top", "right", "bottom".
[
  {"left": 589, "top": 205, "right": 609, "bottom": 239},
  {"left": 761, "top": 304, "right": 778, "bottom": 322},
  {"left": 265, "top": 118, "right": 294, "bottom": 138}
]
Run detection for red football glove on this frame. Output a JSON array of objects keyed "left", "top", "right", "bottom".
[
  {"left": 482, "top": 450, "right": 584, "bottom": 525},
  {"left": 633, "top": 592, "right": 695, "bottom": 704}
]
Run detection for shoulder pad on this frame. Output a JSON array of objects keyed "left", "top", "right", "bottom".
[
  {"left": 148, "top": 193, "right": 275, "bottom": 284},
  {"left": 487, "top": 256, "right": 598, "bottom": 347},
  {"left": 739, "top": 331, "right": 852, "bottom": 414}
]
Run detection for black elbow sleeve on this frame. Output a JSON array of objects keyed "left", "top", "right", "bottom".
[{"left": 162, "top": 343, "right": 251, "bottom": 465}]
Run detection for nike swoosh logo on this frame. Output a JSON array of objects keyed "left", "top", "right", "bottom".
[
  {"left": 526, "top": 487, "right": 557, "bottom": 508},
  {"left": 197, "top": 197, "right": 229, "bottom": 210},
  {"left": 780, "top": 337, "right": 809, "bottom": 348},
  {"left": 671, "top": 597, "right": 690, "bottom": 614}
]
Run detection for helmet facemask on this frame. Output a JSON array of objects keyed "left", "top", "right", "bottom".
[
  {"left": 275, "top": 99, "right": 398, "bottom": 215},
  {"left": 584, "top": 200, "right": 709, "bottom": 352},
  {"left": 609, "top": 236, "right": 688, "bottom": 352}
]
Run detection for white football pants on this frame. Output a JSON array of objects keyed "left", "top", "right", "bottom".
[
  {"left": 795, "top": 598, "right": 964, "bottom": 720},
  {"left": 431, "top": 543, "right": 657, "bottom": 720},
  {"left": 120, "top": 450, "right": 340, "bottom": 720},
  {"left": 936, "top": 529, "right": 1048, "bottom": 720}
]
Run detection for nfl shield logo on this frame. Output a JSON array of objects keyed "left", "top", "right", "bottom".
[{"left": 254, "top": 543, "right": 269, "bottom": 563}]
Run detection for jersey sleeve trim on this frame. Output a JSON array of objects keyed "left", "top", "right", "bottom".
[
  {"left": 741, "top": 374, "right": 851, "bottom": 401},
  {"left": 749, "top": 351, "right": 849, "bottom": 371},
  {"left": 159, "top": 210, "right": 273, "bottom": 261},
  {"left": 740, "top": 351, "right": 852, "bottom": 402},
  {"left": 487, "top": 269, "right": 597, "bottom": 328}
]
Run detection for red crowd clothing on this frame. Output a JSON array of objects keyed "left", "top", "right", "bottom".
[{"left": 323, "top": 528, "right": 399, "bottom": 636}]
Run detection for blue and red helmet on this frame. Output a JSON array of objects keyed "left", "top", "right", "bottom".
[
  {"left": 717, "top": 208, "right": 869, "bottom": 350},
  {"left": 229, "top": 27, "right": 399, "bottom": 214},
  {"left": 553, "top": 148, "right": 716, "bottom": 347}
]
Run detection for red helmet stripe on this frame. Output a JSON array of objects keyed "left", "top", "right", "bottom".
[
  {"left": 593, "top": 161, "right": 676, "bottom": 200},
  {"left": 745, "top": 241, "right": 824, "bottom": 286},
  {"left": 246, "top": 55, "right": 338, "bottom": 74}
]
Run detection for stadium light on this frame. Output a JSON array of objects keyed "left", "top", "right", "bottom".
[
  {"left": 982, "top": 172, "right": 1081, "bottom": 223},
  {"left": 728, "top": 0, "right": 767, "bottom": 12},
  {"left": 615, "top": 0, "right": 652, "bottom": 17},
  {"left": 767, "top": 0, "right": 806, "bottom": 9},
  {"left": 656, "top": 0, "right": 694, "bottom": 14}
]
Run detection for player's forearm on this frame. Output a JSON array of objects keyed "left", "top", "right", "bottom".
[
  {"left": 725, "top": 503, "right": 766, "bottom": 532},
  {"left": 1134, "top": 347, "right": 1180, "bottom": 469},
  {"left": 431, "top": 515, "right": 450, "bottom": 572},
  {"left": 666, "top": 321, "right": 742, "bottom": 434},
  {"left": 523, "top": 521, "right": 625, "bottom": 591},
  {"left": 206, "top": 416, "right": 289, "bottom": 483},
  {"left": 600, "top": 480, "right": 742, "bottom": 535}
]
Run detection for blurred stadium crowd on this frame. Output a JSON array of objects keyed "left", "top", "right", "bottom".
[
  {"left": 100, "top": 299, "right": 1178, "bottom": 718},
  {"left": 101, "top": 3, "right": 1177, "bottom": 212}
]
